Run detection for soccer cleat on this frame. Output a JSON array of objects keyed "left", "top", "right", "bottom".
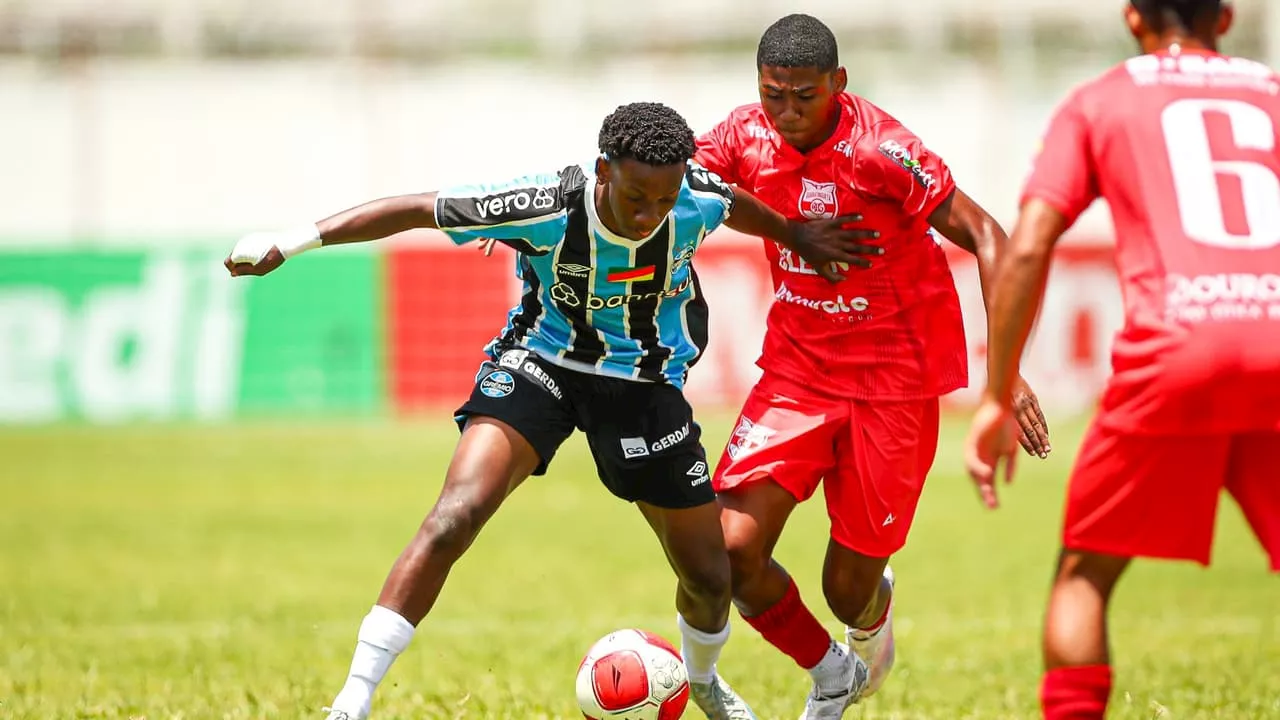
[
  {"left": 689, "top": 674, "right": 758, "bottom": 720},
  {"left": 846, "top": 564, "right": 896, "bottom": 700},
  {"left": 797, "top": 643, "right": 869, "bottom": 720},
  {"left": 322, "top": 707, "right": 360, "bottom": 720}
]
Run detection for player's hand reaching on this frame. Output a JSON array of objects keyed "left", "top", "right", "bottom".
[
  {"left": 1012, "top": 377, "right": 1050, "bottom": 458},
  {"left": 224, "top": 233, "right": 285, "bottom": 277},
  {"left": 964, "top": 397, "right": 1019, "bottom": 509},
  {"left": 785, "top": 214, "right": 883, "bottom": 283},
  {"left": 224, "top": 225, "right": 321, "bottom": 277}
]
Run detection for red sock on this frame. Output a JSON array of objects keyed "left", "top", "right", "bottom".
[
  {"left": 1041, "top": 665, "right": 1112, "bottom": 720},
  {"left": 741, "top": 579, "right": 831, "bottom": 670}
]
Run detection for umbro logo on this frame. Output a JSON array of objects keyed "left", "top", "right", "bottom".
[
  {"left": 557, "top": 263, "right": 591, "bottom": 278},
  {"left": 687, "top": 461, "right": 709, "bottom": 486}
]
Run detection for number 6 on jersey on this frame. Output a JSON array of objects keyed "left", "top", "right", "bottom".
[{"left": 1161, "top": 97, "right": 1280, "bottom": 250}]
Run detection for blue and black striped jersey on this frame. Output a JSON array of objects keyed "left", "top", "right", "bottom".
[{"left": 435, "top": 161, "right": 735, "bottom": 387}]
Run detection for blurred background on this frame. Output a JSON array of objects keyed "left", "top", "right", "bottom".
[
  {"left": 0, "top": 0, "right": 1273, "bottom": 424},
  {"left": 5, "top": 4, "right": 1280, "bottom": 719}
]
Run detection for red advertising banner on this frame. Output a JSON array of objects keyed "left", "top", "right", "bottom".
[{"left": 387, "top": 237, "right": 521, "bottom": 414}]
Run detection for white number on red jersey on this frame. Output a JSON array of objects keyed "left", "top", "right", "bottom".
[{"left": 1160, "top": 98, "right": 1280, "bottom": 250}]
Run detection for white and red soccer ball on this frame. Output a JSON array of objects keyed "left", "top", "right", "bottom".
[{"left": 576, "top": 629, "right": 689, "bottom": 720}]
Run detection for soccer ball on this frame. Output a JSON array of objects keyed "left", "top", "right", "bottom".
[{"left": 576, "top": 629, "right": 689, "bottom": 720}]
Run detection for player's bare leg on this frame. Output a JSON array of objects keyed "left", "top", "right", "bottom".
[
  {"left": 1040, "top": 549, "right": 1129, "bottom": 720},
  {"left": 637, "top": 500, "right": 757, "bottom": 720},
  {"left": 820, "top": 541, "right": 895, "bottom": 701},
  {"left": 325, "top": 417, "right": 540, "bottom": 720},
  {"left": 720, "top": 480, "right": 868, "bottom": 720}
]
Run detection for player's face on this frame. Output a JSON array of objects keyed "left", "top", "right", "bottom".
[
  {"left": 758, "top": 65, "right": 848, "bottom": 152},
  {"left": 596, "top": 157, "right": 685, "bottom": 239}
]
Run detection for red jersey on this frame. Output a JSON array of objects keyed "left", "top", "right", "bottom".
[
  {"left": 1023, "top": 49, "right": 1280, "bottom": 434},
  {"left": 696, "top": 93, "right": 967, "bottom": 400}
]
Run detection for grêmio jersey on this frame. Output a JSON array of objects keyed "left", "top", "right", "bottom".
[{"left": 434, "top": 161, "right": 736, "bottom": 387}]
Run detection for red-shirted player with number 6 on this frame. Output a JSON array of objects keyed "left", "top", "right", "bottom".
[
  {"left": 966, "top": 2, "right": 1280, "bottom": 719},
  {"left": 695, "top": 14, "right": 1051, "bottom": 719}
]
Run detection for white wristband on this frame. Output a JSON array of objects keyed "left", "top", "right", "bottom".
[{"left": 277, "top": 223, "right": 323, "bottom": 259}]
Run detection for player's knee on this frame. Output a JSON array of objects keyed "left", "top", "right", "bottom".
[
  {"left": 1054, "top": 549, "right": 1130, "bottom": 599},
  {"left": 417, "top": 509, "right": 477, "bottom": 560},
  {"left": 822, "top": 564, "right": 881, "bottom": 626},
  {"left": 724, "top": 538, "right": 770, "bottom": 596},
  {"left": 678, "top": 554, "right": 733, "bottom": 610},
  {"left": 417, "top": 493, "right": 494, "bottom": 560}
]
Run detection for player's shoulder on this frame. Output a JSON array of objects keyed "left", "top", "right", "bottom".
[
  {"left": 841, "top": 94, "right": 928, "bottom": 164},
  {"left": 842, "top": 93, "right": 917, "bottom": 149},
  {"left": 843, "top": 92, "right": 898, "bottom": 126},
  {"left": 435, "top": 164, "right": 581, "bottom": 230}
]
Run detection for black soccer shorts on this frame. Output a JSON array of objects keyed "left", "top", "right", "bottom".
[{"left": 454, "top": 347, "right": 713, "bottom": 509}]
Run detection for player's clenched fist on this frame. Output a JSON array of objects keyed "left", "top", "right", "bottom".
[{"left": 224, "top": 225, "right": 322, "bottom": 277}]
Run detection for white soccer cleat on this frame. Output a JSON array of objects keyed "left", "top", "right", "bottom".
[
  {"left": 797, "top": 643, "right": 869, "bottom": 720},
  {"left": 846, "top": 564, "right": 896, "bottom": 700},
  {"left": 690, "top": 674, "right": 758, "bottom": 720},
  {"left": 322, "top": 707, "right": 362, "bottom": 720}
]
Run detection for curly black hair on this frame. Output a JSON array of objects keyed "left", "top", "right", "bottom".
[
  {"left": 1131, "top": 0, "right": 1222, "bottom": 31},
  {"left": 597, "top": 102, "right": 696, "bottom": 167},
  {"left": 756, "top": 14, "right": 838, "bottom": 73}
]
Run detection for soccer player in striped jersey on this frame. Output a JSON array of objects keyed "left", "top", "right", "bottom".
[{"left": 225, "top": 101, "right": 881, "bottom": 720}]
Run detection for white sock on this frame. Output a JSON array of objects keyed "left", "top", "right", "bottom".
[
  {"left": 807, "top": 640, "right": 850, "bottom": 694},
  {"left": 677, "top": 614, "right": 730, "bottom": 685},
  {"left": 330, "top": 605, "right": 416, "bottom": 717}
]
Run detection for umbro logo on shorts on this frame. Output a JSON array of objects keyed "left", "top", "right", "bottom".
[{"left": 687, "top": 461, "right": 709, "bottom": 486}]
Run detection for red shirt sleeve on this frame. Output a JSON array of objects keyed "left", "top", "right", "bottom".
[
  {"left": 855, "top": 122, "right": 956, "bottom": 220},
  {"left": 694, "top": 115, "right": 743, "bottom": 186},
  {"left": 1020, "top": 88, "right": 1098, "bottom": 224}
]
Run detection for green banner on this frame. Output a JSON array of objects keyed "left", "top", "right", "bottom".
[
  {"left": 237, "top": 249, "right": 383, "bottom": 416},
  {"left": 0, "top": 248, "right": 383, "bottom": 423}
]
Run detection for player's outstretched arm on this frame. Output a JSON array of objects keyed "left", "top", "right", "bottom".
[
  {"left": 224, "top": 193, "right": 441, "bottom": 277},
  {"left": 964, "top": 198, "right": 1069, "bottom": 505},
  {"left": 932, "top": 188, "right": 1050, "bottom": 458},
  {"left": 722, "top": 186, "right": 882, "bottom": 283}
]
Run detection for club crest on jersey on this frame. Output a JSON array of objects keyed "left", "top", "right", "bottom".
[
  {"left": 799, "top": 178, "right": 838, "bottom": 219},
  {"left": 671, "top": 245, "right": 695, "bottom": 275}
]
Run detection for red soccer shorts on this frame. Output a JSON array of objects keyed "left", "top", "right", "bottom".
[
  {"left": 713, "top": 372, "right": 940, "bottom": 557},
  {"left": 1065, "top": 421, "right": 1280, "bottom": 570}
]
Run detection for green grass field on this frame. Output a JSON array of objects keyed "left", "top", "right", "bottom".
[{"left": 2, "top": 414, "right": 1277, "bottom": 719}]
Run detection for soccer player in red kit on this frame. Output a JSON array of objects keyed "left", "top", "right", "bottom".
[
  {"left": 966, "top": 2, "right": 1280, "bottom": 718},
  {"left": 696, "top": 14, "right": 1050, "bottom": 718}
]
